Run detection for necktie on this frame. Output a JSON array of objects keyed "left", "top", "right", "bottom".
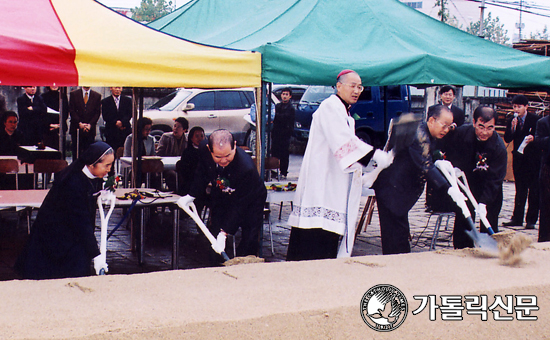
[
  {"left": 518, "top": 117, "right": 524, "bottom": 131},
  {"left": 84, "top": 91, "right": 89, "bottom": 105},
  {"left": 115, "top": 96, "right": 120, "bottom": 110}
]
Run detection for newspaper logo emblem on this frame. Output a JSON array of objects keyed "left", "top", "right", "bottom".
[{"left": 360, "top": 284, "right": 408, "bottom": 332}]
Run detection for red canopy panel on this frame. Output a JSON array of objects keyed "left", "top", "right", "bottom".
[{"left": 0, "top": 0, "right": 78, "bottom": 86}]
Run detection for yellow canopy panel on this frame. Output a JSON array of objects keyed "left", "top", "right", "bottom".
[{"left": 52, "top": 0, "right": 261, "bottom": 88}]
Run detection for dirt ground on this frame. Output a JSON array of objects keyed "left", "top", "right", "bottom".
[{"left": 1, "top": 240, "right": 549, "bottom": 339}]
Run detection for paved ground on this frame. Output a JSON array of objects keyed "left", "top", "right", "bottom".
[{"left": 0, "top": 154, "right": 540, "bottom": 280}]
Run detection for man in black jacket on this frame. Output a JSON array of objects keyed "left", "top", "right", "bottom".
[
  {"left": 534, "top": 115, "right": 550, "bottom": 242},
  {"left": 373, "top": 105, "right": 457, "bottom": 255},
  {"left": 69, "top": 87, "right": 102, "bottom": 158},
  {"left": 101, "top": 87, "right": 132, "bottom": 152},
  {"left": 446, "top": 106, "right": 507, "bottom": 249},
  {"left": 181, "top": 129, "right": 267, "bottom": 258},
  {"left": 17, "top": 86, "right": 47, "bottom": 146},
  {"left": 502, "top": 95, "right": 540, "bottom": 229},
  {"left": 272, "top": 87, "right": 295, "bottom": 178}
]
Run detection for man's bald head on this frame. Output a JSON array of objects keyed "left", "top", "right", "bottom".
[
  {"left": 208, "top": 129, "right": 237, "bottom": 167},
  {"left": 208, "top": 129, "right": 235, "bottom": 152}
]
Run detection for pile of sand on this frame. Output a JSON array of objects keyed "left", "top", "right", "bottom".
[{"left": 1, "top": 241, "right": 549, "bottom": 339}]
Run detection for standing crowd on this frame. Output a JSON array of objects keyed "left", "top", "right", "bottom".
[{"left": 1, "top": 76, "right": 548, "bottom": 279}]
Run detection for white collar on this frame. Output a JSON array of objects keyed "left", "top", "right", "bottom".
[{"left": 82, "top": 165, "right": 96, "bottom": 179}]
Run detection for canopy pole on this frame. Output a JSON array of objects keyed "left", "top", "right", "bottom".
[
  {"left": 59, "top": 87, "right": 67, "bottom": 159},
  {"left": 255, "top": 87, "right": 262, "bottom": 175},
  {"left": 258, "top": 81, "right": 268, "bottom": 180},
  {"left": 131, "top": 87, "right": 144, "bottom": 188}
]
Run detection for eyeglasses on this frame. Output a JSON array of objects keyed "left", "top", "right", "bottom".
[
  {"left": 435, "top": 119, "right": 456, "bottom": 131},
  {"left": 340, "top": 82, "right": 364, "bottom": 92}
]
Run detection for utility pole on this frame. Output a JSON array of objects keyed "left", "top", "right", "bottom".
[
  {"left": 478, "top": 0, "right": 486, "bottom": 38},
  {"left": 516, "top": 0, "right": 525, "bottom": 41}
]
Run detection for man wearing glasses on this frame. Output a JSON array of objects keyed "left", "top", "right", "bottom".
[
  {"left": 373, "top": 104, "right": 457, "bottom": 255},
  {"left": 286, "top": 69, "right": 393, "bottom": 260},
  {"left": 445, "top": 106, "right": 507, "bottom": 249}
]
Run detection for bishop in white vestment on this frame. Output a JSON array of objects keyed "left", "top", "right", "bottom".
[{"left": 286, "top": 70, "right": 392, "bottom": 260}]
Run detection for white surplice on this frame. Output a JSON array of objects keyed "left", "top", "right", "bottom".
[{"left": 287, "top": 95, "right": 373, "bottom": 258}]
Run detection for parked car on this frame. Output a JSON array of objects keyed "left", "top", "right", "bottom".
[
  {"left": 144, "top": 88, "right": 255, "bottom": 145},
  {"left": 294, "top": 85, "right": 410, "bottom": 148}
]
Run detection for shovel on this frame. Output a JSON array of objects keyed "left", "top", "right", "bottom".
[
  {"left": 455, "top": 170, "right": 495, "bottom": 235},
  {"left": 435, "top": 161, "right": 499, "bottom": 254},
  {"left": 96, "top": 190, "right": 117, "bottom": 275},
  {"left": 177, "top": 199, "right": 231, "bottom": 262}
]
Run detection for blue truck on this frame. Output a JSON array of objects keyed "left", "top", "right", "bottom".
[{"left": 294, "top": 85, "right": 411, "bottom": 148}]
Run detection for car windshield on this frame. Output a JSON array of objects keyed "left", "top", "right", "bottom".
[
  {"left": 148, "top": 90, "right": 193, "bottom": 111},
  {"left": 300, "top": 86, "right": 335, "bottom": 105}
]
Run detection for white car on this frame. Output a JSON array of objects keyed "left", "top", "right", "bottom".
[{"left": 144, "top": 88, "right": 255, "bottom": 145}]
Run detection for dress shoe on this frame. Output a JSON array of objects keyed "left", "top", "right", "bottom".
[
  {"left": 525, "top": 223, "right": 536, "bottom": 230},
  {"left": 502, "top": 220, "right": 522, "bottom": 227}
]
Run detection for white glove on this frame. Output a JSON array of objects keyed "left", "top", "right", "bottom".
[
  {"left": 372, "top": 149, "right": 394, "bottom": 170},
  {"left": 447, "top": 186, "right": 466, "bottom": 205},
  {"left": 476, "top": 203, "right": 487, "bottom": 221},
  {"left": 178, "top": 194, "right": 195, "bottom": 209},
  {"left": 93, "top": 253, "right": 108, "bottom": 275},
  {"left": 215, "top": 231, "right": 227, "bottom": 254}
]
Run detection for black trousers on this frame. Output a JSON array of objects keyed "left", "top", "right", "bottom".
[
  {"left": 272, "top": 136, "right": 291, "bottom": 176},
  {"left": 286, "top": 227, "right": 340, "bottom": 261},
  {"left": 453, "top": 194, "right": 501, "bottom": 249},
  {"left": 539, "top": 164, "right": 550, "bottom": 242},
  {"left": 511, "top": 156, "right": 540, "bottom": 224},
  {"left": 210, "top": 203, "right": 263, "bottom": 257},
  {"left": 377, "top": 202, "right": 411, "bottom": 255}
]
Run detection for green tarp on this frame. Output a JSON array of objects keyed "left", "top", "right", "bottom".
[{"left": 150, "top": 0, "right": 550, "bottom": 88}]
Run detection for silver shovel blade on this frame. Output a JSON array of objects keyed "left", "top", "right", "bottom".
[{"left": 464, "top": 218, "right": 499, "bottom": 254}]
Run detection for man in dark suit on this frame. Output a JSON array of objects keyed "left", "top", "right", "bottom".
[
  {"left": 101, "top": 87, "right": 132, "bottom": 152},
  {"left": 17, "top": 86, "right": 48, "bottom": 146},
  {"left": 535, "top": 115, "right": 550, "bottom": 242},
  {"left": 503, "top": 95, "right": 541, "bottom": 229},
  {"left": 425, "top": 85, "right": 465, "bottom": 212},
  {"left": 438, "top": 85, "right": 465, "bottom": 127},
  {"left": 373, "top": 105, "right": 457, "bottom": 255},
  {"left": 446, "top": 106, "right": 507, "bottom": 249},
  {"left": 69, "top": 87, "right": 101, "bottom": 158},
  {"left": 180, "top": 129, "right": 267, "bottom": 259},
  {"left": 41, "top": 86, "right": 69, "bottom": 150}
]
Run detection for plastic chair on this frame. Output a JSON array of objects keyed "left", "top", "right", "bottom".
[
  {"left": 33, "top": 159, "right": 68, "bottom": 189},
  {"left": 141, "top": 159, "right": 164, "bottom": 189},
  {"left": 264, "top": 156, "right": 280, "bottom": 181},
  {"left": 0, "top": 159, "right": 19, "bottom": 190}
]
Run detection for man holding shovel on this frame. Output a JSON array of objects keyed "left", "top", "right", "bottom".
[
  {"left": 179, "top": 129, "right": 267, "bottom": 260},
  {"left": 445, "top": 106, "right": 507, "bottom": 249},
  {"left": 373, "top": 105, "right": 460, "bottom": 255}
]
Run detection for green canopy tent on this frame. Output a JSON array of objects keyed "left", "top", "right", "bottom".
[
  {"left": 150, "top": 0, "right": 550, "bottom": 177},
  {"left": 150, "top": 0, "right": 550, "bottom": 88}
]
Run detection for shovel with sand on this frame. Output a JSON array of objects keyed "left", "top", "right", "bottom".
[
  {"left": 177, "top": 198, "right": 264, "bottom": 266},
  {"left": 435, "top": 160, "right": 500, "bottom": 255}
]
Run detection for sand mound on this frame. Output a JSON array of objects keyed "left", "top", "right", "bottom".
[{"left": 2, "top": 243, "right": 550, "bottom": 339}]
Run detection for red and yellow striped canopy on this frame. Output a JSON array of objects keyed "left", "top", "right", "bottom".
[{"left": 0, "top": 0, "right": 261, "bottom": 88}]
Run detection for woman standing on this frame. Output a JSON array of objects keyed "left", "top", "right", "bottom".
[{"left": 16, "top": 142, "right": 114, "bottom": 279}]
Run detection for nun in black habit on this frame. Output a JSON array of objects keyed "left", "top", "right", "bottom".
[{"left": 16, "top": 142, "right": 115, "bottom": 279}]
